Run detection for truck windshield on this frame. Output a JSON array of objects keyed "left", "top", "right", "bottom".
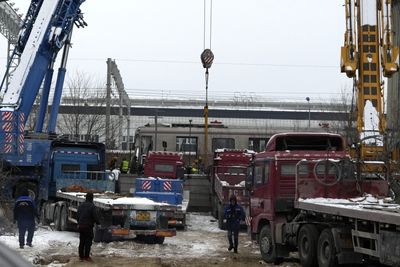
[{"left": 275, "top": 136, "right": 343, "bottom": 151}]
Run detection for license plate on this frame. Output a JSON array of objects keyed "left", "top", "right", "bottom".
[{"left": 136, "top": 211, "right": 150, "bottom": 221}]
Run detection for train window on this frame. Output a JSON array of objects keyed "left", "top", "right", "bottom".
[
  {"left": 176, "top": 136, "right": 198, "bottom": 153},
  {"left": 248, "top": 138, "right": 269, "bottom": 152},
  {"left": 254, "top": 165, "right": 264, "bottom": 185},
  {"left": 212, "top": 138, "right": 235, "bottom": 151}
]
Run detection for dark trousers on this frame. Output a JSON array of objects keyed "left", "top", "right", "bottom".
[
  {"left": 227, "top": 228, "right": 239, "bottom": 249},
  {"left": 18, "top": 221, "right": 34, "bottom": 246},
  {"left": 79, "top": 226, "right": 94, "bottom": 258}
]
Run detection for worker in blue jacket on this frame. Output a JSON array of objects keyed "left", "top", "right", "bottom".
[
  {"left": 14, "top": 188, "right": 38, "bottom": 249},
  {"left": 224, "top": 195, "right": 245, "bottom": 253}
]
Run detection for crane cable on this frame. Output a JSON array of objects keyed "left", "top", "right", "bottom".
[
  {"left": 201, "top": 0, "right": 214, "bottom": 168},
  {"left": 203, "top": 0, "right": 213, "bottom": 50}
]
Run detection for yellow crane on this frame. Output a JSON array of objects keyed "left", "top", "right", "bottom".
[{"left": 341, "top": 0, "right": 399, "bottom": 170}]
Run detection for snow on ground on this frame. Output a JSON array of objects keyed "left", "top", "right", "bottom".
[
  {"left": 0, "top": 213, "right": 257, "bottom": 266},
  {"left": 0, "top": 227, "right": 79, "bottom": 266}
]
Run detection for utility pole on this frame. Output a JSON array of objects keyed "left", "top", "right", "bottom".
[
  {"left": 155, "top": 111, "right": 158, "bottom": 151},
  {"left": 107, "top": 58, "right": 131, "bottom": 150},
  {"left": 105, "top": 59, "right": 112, "bottom": 148},
  {"left": 306, "top": 97, "right": 311, "bottom": 129},
  {"left": 188, "top": 119, "right": 193, "bottom": 170}
]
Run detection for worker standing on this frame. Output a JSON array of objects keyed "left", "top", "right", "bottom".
[
  {"left": 77, "top": 192, "right": 99, "bottom": 261},
  {"left": 14, "top": 188, "right": 38, "bottom": 249},
  {"left": 112, "top": 168, "right": 121, "bottom": 193},
  {"left": 120, "top": 158, "right": 129, "bottom": 174},
  {"left": 224, "top": 195, "right": 245, "bottom": 253}
]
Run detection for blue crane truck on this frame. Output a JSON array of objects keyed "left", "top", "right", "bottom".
[{"left": 0, "top": 0, "right": 176, "bottom": 243}]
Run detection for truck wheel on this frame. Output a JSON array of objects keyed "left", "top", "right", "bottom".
[
  {"left": 259, "top": 225, "right": 278, "bottom": 264},
  {"left": 60, "top": 206, "right": 71, "bottom": 231},
  {"left": 142, "top": 235, "right": 163, "bottom": 244},
  {"left": 298, "top": 224, "right": 319, "bottom": 267},
  {"left": 53, "top": 205, "right": 61, "bottom": 231},
  {"left": 317, "top": 229, "right": 338, "bottom": 267},
  {"left": 155, "top": 236, "right": 165, "bottom": 244}
]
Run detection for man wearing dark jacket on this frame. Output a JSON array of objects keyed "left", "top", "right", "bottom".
[
  {"left": 14, "top": 188, "right": 37, "bottom": 249},
  {"left": 224, "top": 195, "right": 245, "bottom": 253},
  {"left": 77, "top": 192, "right": 99, "bottom": 261}
]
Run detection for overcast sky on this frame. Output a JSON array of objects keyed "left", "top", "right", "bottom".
[{"left": 4, "top": 0, "right": 351, "bottom": 103}]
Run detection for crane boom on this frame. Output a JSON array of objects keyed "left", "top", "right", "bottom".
[
  {"left": 341, "top": 0, "right": 399, "bottom": 161},
  {"left": 0, "top": 0, "right": 86, "bottom": 156}
]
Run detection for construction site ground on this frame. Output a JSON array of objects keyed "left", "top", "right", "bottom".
[{"left": 0, "top": 212, "right": 302, "bottom": 267}]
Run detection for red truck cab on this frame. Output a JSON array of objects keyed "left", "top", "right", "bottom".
[
  {"left": 143, "top": 151, "right": 185, "bottom": 179},
  {"left": 249, "top": 133, "right": 348, "bottom": 226},
  {"left": 247, "top": 132, "right": 394, "bottom": 266},
  {"left": 211, "top": 148, "right": 254, "bottom": 228},
  {"left": 248, "top": 133, "right": 348, "bottom": 261}
]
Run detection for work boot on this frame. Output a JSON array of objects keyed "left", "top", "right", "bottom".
[
  {"left": 84, "top": 257, "right": 93, "bottom": 262},
  {"left": 19, "top": 245, "right": 24, "bottom": 249},
  {"left": 234, "top": 247, "right": 238, "bottom": 253},
  {"left": 27, "top": 243, "right": 33, "bottom": 247},
  {"left": 228, "top": 245, "right": 233, "bottom": 251}
]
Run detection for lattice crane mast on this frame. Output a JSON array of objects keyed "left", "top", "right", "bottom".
[{"left": 341, "top": 0, "right": 399, "bottom": 164}]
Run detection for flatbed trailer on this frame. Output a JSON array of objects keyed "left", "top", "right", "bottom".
[
  {"left": 295, "top": 198, "right": 400, "bottom": 226},
  {"left": 295, "top": 195, "right": 400, "bottom": 265},
  {"left": 43, "top": 191, "right": 176, "bottom": 244}
]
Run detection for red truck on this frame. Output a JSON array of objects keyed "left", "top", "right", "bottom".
[
  {"left": 143, "top": 151, "right": 185, "bottom": 179},
  {"left": 247, "top": 132, "right": 400, "bottom": 267},
  {"left": 211, "top": 149, "right": 254, "bottom": 229},
  {"left": 140, "top": 151, "right": 189, "bottom": 228}
]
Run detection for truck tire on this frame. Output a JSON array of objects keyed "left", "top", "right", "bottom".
[
  {"left": 298, "top": 224, "right": 319, "bottom": 267},
  {"left": 138, "top": 235, "right": 164, "bottom": 244},
  {"left": 155, "top": 236, "right": 165, "bottom": 244},
  {"left": 259, "top": 225, "right": 279, "bottom": 264},
  {"left": 53, "top": 205, "right": 61, "bottom": 231},
  {"left": 317, "top": 229, "right": 338, "bottom": 267}
]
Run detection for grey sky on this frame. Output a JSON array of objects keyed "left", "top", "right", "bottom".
[{"left": 4, "top": 0, "right": 351, "bottom": 103}]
